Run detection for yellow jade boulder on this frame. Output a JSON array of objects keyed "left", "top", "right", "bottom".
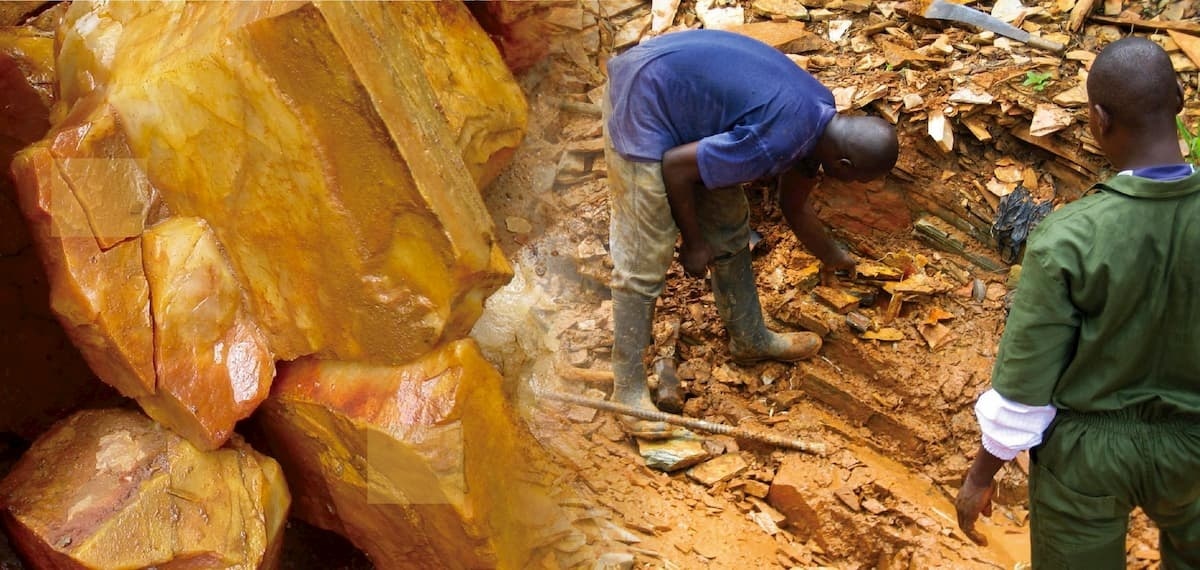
[
  {"left": 256, "top": 339, "right": 544, "bottom": 570},
  {"left": 12, "top": 1, "right": 521, "bottom": 449},
  {"left": 0, "top": 408, "right": 290, "bottom": 570}
]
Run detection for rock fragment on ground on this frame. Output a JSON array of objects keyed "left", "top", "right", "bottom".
[
  {"left": 638, "top": 436, "right": 710, "bottom": 472},
  {"left": 687, "top": 453, "right": 749, "bottom": 487}
]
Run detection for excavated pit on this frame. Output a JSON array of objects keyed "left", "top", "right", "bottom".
[{"left": 468, "top": 0, "right": 1193, "bottom": 566}]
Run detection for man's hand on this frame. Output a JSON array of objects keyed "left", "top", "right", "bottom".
[
  {"left": 955, "top": 474, "right": 995, "bottom": 546},
  {"left": 955, "top": 446, "right": 1006, "bottom": 546},
  {"left": 820, "top": 249, "right": 857, "bottom": 286},
  {"left": 679, "top": 239, "right": 714, "bottom": 278}
]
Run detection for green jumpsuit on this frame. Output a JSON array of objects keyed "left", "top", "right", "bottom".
[{"left": 991, "top": 170, "right": 1200, "bottom": 568}]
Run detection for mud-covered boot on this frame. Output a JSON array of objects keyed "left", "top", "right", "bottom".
[
  {"left": 712, "top": 248, "right": 822, "bottom": 365},
  {"left": 611, "top": 290, "right": 672, "bottom": 439}
]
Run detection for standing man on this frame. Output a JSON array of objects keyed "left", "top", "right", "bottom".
[
  {"left": 955, "top": 37, "right": 1200, "bottom": 567},
  {"left": 602, "top": 29, "right": 899, "bottom": 436}
]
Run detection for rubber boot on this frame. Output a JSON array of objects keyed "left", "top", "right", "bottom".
[
  {"left": 611, "top": 290, "right": 672, "bottom": 439},
  {"left": 712, "top": 248, "right": 822, "bottom": 364}
]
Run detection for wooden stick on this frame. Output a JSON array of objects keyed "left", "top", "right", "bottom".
[
  {"left": 1068, "top": 0, "right": 1096, "bottom": 32},
  {"left": 538, "top": 390, "right": 829, "bottom": 455},
  {"left": 1087, "top": 14, "right": 1200, "bottom": 34},
  {"left": 555, "top": 362, "right": 613, "bottom": 387},
  {"left": 550, "top": 97, "right": 602, "bottom": 117}
]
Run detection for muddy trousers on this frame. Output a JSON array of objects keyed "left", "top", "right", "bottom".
[
  {"left": 602, "top": 87, "right": 749, "bottom": 300},
  {"left": 1029, "top": 408, "right": 1200, "bottom": 569}
]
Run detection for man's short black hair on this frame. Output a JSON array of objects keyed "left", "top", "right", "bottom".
[{"left": 1087, "top": 37, "right": 1179, "bottom": 128}]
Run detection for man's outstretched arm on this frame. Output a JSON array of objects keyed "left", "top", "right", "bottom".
[
  {"left": 956, "top": 445, "right": 1005, "bottom": 545},
  {"left": 778, "top": 163, "right": 855, "bottom": 279},
  {"left": 662, "top": 142, "right": 712, "bottom": 277}
]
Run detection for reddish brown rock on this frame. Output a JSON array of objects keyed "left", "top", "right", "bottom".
[
  {"left": 0, "top": 408, "right": 290, "bottom": 569},
  {"left": 468, "top": 1, "right": 560, "bottom": 74},
  {"left": 256, "top": 339, "right": 545, "bottom": 569},
  {"left": 767, "top": 456, "right": 829, "bottom": 546},
  {"left": 814, "top": 180, "right": 913, "bottom": 236}
]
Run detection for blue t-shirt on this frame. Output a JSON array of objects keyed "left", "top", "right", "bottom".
[{"left": 606, "top": 29, "right": 836, "bottom": 189}]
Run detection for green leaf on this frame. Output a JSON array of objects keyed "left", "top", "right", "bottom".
[
  {"left": 1179, "top": 117, "right": 1200, "bottom": 163},
  {"left": 1022, "top": 71, "right": 1052, "bottom": 92}
]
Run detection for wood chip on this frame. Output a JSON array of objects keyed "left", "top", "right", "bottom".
[
  {"left": 1168, "top": 30, "right": 1200, "bottom": 69},
  {"left": 902, "top": 93, "right": 924, "bottom": 111},
  {"left": 961, "top": 115, "right": 993, "bottom": 141},
  {"left": 687, "top": 453, "right": 749, "bottom": 487},
  {"left": 727, "top": 20, "right": 826, "bottom": 53},
  {"left": 506, "top": 216, "right": 533, "bottom": 234},
  {"left": 696, "top": 0, "right": 745, "bottom": 30},
  {"left": 1087, "top": 14, "right": 1200, "bottom": 34},
  {"left": 861, "top": 497, "right": 888, "bottom": 514},
  {"left": 827, "top": 19, "right": 852, "bottom": 42},
  {"left": 751, "top": 0, "right": 809, "bottom": 19},
  {"left": 948, "top": 87, "right": 994, "bottom": 105},
  {"left": 1052, "top": 83, "right": 1089, "bottom": 107},
  {"left": 770, "top": 390, "right": 806, "bottom": 408},
  {"left": 991, "top": 0, "right": 1026, "bottom": 22},
  {"left": 918, "top": 322, "right": 956, "bottom": 350},
  {"left": 986, "top": 178, "right": 1015, "bottom": 197},
  {"left": 834, "top": 487, "right": 861, "bottom": 511},
  {"left": 852, "top": 84, "right": 888, "bottom": 109},
  {"left": 855, "top": 262, "right": 903, "bottom": 280},
  {"left": 861, "top": 328, "right": 904, "bottom": 341},
  {"left": 879, "top": 38, "right": 940, "bottom": 68},
  {"left": 743, "top": 480, "right": 771, "bottom": 498},
  {"left": 923, "top": 306, "right": 954, "bottom": 324},
  {"left": 927, "top": 108, "right": 954, "bottom": 153},
  {"left": 994, "top": 164, "right": 1023, "bottom": 184},
  {"left": 749, "top": 510, "right": 781, "bottom": 536},
  {"left": 1029, "top": 103, "right": 1074, "bottom": 137},
  {"left": 614, "top": 12, "right": 653, "bottom": 49},
  {"left": 832, "top": 86, "right": 856, "bottom": 112},
  {"left": 812, "top": 286, "right": 860, "bottom": 313},
  {"left": 651, "top": 0, "right": 681, "bottom": 34},
  {"left": 884, "top": 273, "right": 953, "bottom": 295}
]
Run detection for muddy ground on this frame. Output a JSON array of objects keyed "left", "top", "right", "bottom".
[{"left": 472, "top": 0, "right": 1194, "bottom": 568}]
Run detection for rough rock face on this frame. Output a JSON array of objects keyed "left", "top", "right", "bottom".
[
  {"left": 405, "top": 0, "right": 528, "bottom": 190},
  {"left": 468, "top": 1, "right": 559, "bottom": 74},
  {"left": 256, "top": 339, "right": 542, "bottom": 570},
  {"left": 0, "top": 408, "right": 290, "bottom": 569},
  {"left": 12, "top": 1, "right": 520, "bottom": 448},
  {"left": 49, "top": 0, "right": 514, "bottom": 364},
  {"left": 0, "top": 23, "right": 120, "bottom": 439},
  {"left": 0, "top": 2, "right": 48, "bottom": 26}
]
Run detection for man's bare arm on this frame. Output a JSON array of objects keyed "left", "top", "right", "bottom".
[
  {"left": 778, "top": 165, "right": 855, "bottom": 272},
  {"left": 955, "top": 445, "right": 1005, "bottom": 545},
  {"left": 662, "top": 142, "right": 712, "bottom": 277}
]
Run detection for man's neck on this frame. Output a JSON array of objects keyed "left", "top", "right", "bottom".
[{"left": 1111, "top": 133, "right": 1187, "bottom": 171}]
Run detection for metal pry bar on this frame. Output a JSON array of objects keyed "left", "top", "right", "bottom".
[{"left": 539, "top": 390, "right": 829, "bottom": 455}]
